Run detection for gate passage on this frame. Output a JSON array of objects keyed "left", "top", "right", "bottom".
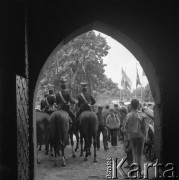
[{"left": 16, "top": 75, "right": 29, "bottom": 180}]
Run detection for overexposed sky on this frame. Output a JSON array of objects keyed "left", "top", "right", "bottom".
[{"left": 94, "top": 30, "right": 148, "bottom": 90}]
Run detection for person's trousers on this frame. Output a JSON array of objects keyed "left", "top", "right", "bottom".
[
  {"left": 97, "top": 125, "right": 108, "bottom": 150},
  {"left": 107, "top": 127, "right": 111, "bottom": 141},
  {"left": 130, "top": 137, "right": 145, "bottom": 173},
  {"left": 124, "top": 140, "right": 133, "bottom": 166},
  {"left": 110, "top": 129, "right": 118, "bottom": 147},
  {"left": 118, "top": 125, "right": 124, "bottom": 140}
]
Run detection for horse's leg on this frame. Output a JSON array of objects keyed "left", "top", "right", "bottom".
[
  {"left": 38, "top": 138, "right": 42, "bottom": 151},
  {"left": 88, "top": 136, "right": 92, "bottom": 156},
  {"left": 37, "top": 146, "right": 41, "bottom": 164},
  {"left": 83, "top": 137, "right": 86, "bottom": 152},
  {"left": 54, "top": 142, "right": 58, "bottom": 166},
  {"left": 93, "top": 132, "right": 97, "bottom": 162},
  {"left": 80, "top": 131, "right": 84, "bottom": 156},
  {"left": 75, "top": 131, "right": 79, "bottom": 152},
  {"left": 45, "top": 135, "right": 49, "bottom": 155},
  {"left": 61, "top": 144, "right": 66, "bottom": 166},
  {"left": 49, "top": 137, "right": 54, "bottom": 156},
  {"left": 69, "top": 132, "right": 76, "bottom": 158},
  {"left": 84, "top": 134, "right": 89, "bottom": 161}
]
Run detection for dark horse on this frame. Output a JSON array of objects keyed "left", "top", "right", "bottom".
[
  {"left": 36, "top": 109, "right": 49, "bottom": 163},
  {"left": 79, "top": 110, "right": 98, "bottom": 162},
  {"left": 48, "top": 110, "right": 70, "bottom": 166}
]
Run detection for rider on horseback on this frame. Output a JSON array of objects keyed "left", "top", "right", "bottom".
[
  {"left": 44, "top": 89, "right": 56, "bottom": 115},
  {"left": 55, "top": 77, "right": 77, "bottom": 125},
  {"left": 76, "top": 82, "right": 96, "bottom": 120},
  {"left": 40, "top": 93, "right": 48, "bottom": 112}
]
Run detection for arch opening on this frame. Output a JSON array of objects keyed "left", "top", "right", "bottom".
[{"left": 33, "top": 21, "right": 162, "bottom": 179}]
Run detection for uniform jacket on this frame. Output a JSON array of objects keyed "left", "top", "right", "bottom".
[
  {"left": 46, "top": 94, "right": 56, "bottom": 106},
  {"left": 77, "top": 91, "right": 96, "bottom": 108},
  {"left": 40, "top": 98, "right": 47, "bottom": 110},
  {"left": 55, "top": 89, "right": 76, "bottom": 106}
]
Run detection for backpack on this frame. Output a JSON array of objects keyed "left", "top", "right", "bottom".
[{"left": 126, "top": 111, "right": 144, "bottom": 138}]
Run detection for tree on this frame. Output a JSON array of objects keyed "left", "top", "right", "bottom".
[
  {"left": 130, "top": 83, "right": 154, "bottom": 102},
  {"left": 144, "top": 83, "right": 154, "bottom": 102},
  {"left": 36, "top": 31, "right": 122, "bottom": 104}
]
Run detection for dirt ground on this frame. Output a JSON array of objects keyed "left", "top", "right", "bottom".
[{"left": 36, "top": 136, "right": 155, "bottom": 180}]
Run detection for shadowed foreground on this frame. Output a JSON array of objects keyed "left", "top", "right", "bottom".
[{"left": 36, "top": 137, "right": 155, "bottom": 180}]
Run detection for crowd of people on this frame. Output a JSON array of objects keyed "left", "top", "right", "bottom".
[
  {"left": 95, "top": 99, "right": 148, "bottom": 175},
  {"left": 37, "top": 77, "right": 148, "bottom": 175}
]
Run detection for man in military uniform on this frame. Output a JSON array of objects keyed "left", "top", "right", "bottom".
[
  {"left": 55, "top": 77, "right": 77, "bottom": 124},
  {"left": 40, "top": 94, "right": 48, "bottom": 112},
  {"left": 76, "top": 82, "right": 96, "bottom": 120},
  {"left": 44, "top": 89, "right": 56, "bottom": 115}
]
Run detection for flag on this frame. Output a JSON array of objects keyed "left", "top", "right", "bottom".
[
  {"left": 136, "top": 67, "right": 141, "bottom": 87},
  {"left": 121, "top": 68, "right": 132, "bottom": 90}
]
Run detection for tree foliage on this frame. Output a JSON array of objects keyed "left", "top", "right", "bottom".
[
  {"left": 37, "top": 30, "right": 122, "bottom": 104},
  {"left": 130, "top": 83, "right": 154, "bottom": 102}
]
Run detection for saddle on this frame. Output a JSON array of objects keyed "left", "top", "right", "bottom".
[
  {"left": 57, "top": 104, "right": 73, "bottom": 125},
  {"left": 81, "top": 103, "right": 92, "bottom": 111}
]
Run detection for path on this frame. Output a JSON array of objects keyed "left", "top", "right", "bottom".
[{"left": 36, "top": 138, "right": 155, "bottom": 180}]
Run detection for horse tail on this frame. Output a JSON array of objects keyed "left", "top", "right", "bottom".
[
  {"left": 55, "top": 113, "right": 63, "bottom": 147},
  {"left": 89, "top": 112, "right": 98, "bottom": 133}
]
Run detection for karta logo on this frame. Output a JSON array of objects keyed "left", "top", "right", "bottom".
[{"left": 106, "top": 158, "right": 178, "bottom": 179}]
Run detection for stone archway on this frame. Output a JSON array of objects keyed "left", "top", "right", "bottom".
[{"left": 33, "top": 21, "right": 162, "bottom": 179}]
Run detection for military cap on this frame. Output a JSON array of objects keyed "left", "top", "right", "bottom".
[
  {"left": 49, "top": 89, "right": 54, "bottom": 94},
  {"left": 60, "top": 77, "right": 67, "bottom": 84},
  {"left": 98, "top": 105, "right": 103, "bottom": 109},
  {"left": 80, "top": 82, "right": 88, "bottom": 88}
]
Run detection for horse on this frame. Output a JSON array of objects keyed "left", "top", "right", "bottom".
[
  {"left": 68, "top": 120, "right": 80, "bottom": 154},
  {"left": 43, "top": 106, "right": 56, "bottom": 156},
  {"left": 36, "top": 109, "right": 49, "bottom": 163},
  {"left": 48, "top": 110, "right": 71, "bottom": 166},
  {"left": 68, "top": 103, "right": 80, "bottom": 152},
  {"left": 79, "top": 110, "right": 98, "bottom": 162}
]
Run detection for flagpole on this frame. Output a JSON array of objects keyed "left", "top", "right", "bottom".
[
  {"left": 141, "top": 70, "right": 143, "bottom": 103},
  {"left": 135, "top": 63, "right": 137, "bottom": 99},
  {"left": 120, "top": 67, "right": 122, "bottom": 102},
  {"left": 125, "top": 67, "right": 127, "bottom": 101}
]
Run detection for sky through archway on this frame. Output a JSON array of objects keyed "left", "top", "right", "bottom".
[{"left": 94, "top": 30, "right": 148, "bottom": 90}]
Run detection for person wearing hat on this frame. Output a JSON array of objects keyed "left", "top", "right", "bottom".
[
  {"left": 44, "top": 89, "right": 56, "bottom": 115},
  {"left": 40, "top": 94, "right": 48, "bottom": 112},
  {"left": 55, "top": 77, "right": 77, "bottom": 125},
  {"left": 76, "top": 82, "right": 96, "bottom": 120}
]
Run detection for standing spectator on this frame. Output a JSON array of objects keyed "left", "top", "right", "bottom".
[
  {"left": 120, "top": 107, "right": 133, "bottom": 168},
  {"left": 114, "top": 104, "right": 119, "bottom": 110},
  {"left": 103, "top": 105, "right": 111, "bottom": 142},
  {"left": 106, "top": 109, "right": 120, "bottom": 149},
  {"left": 96, "top": 106, "right": 109, "bottom": 151},
  {"left": 126, "top": 99, "right": 147, "bottom": 175},
  {"left": 114, "top": 108, "right": 123, "bottom": 141}
]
